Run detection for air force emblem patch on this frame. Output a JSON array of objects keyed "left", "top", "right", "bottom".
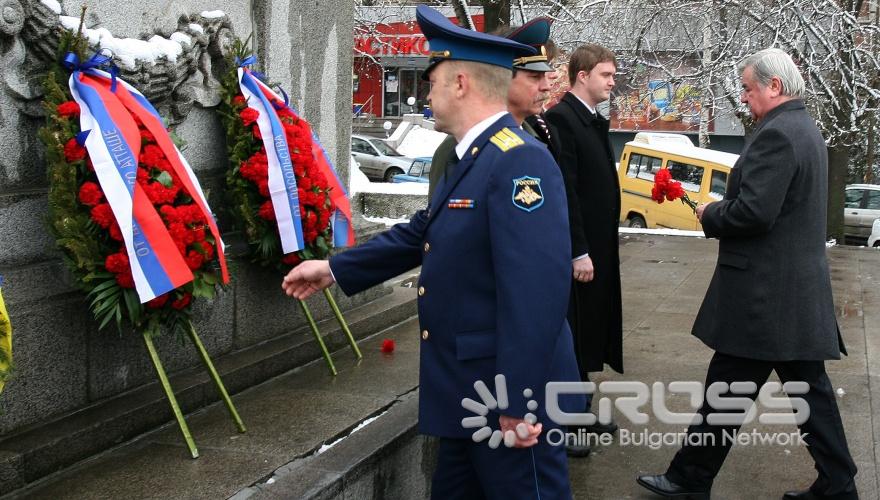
[{"left": 511, "top": 176, "right": 544, "bottom": 212}]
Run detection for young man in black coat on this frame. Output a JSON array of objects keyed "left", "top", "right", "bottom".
[
  {"left": 544, "top": 44, "right": 623, "bottom": 456},
  {"left": 637, "top": 48, "right": 858, "bottom": 500}
]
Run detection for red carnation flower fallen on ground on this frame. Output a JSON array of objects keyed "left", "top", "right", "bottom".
[
  {"left": 57, "top": 101, "right": 80, "bottom": 117},
  {"left": 380, "top": 338, "right": 395, "bottom": 353}
]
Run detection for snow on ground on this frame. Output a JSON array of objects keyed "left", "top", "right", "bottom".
[
  {"left": 395, "top": 125, "right": 446, "bottom": 158},
  {"left": 618, "top": 227, "right": 705, "bottom": 237},
  {"left": 364, "top": 216, "right": 411, "bottom": 227}
]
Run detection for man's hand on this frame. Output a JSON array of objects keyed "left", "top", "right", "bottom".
[
  {"left": 499, "top": 415, "right": 542, "bottom": 448},
  {"left": 281, "top": 260, "right": 334, "bottom": 299},
  {"left": 573, "top": 256, "right": 594, "bottom": 283},
  {"left": 696, "top": 202, "right": 713, "bottom": 222}
]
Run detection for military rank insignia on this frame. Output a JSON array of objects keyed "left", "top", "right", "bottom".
[
  {"left": 489, "top": 128, "right": 524, "bottom": 152},
  {"left": 511, "top": 176, "right": 544, "bottom": 212}
]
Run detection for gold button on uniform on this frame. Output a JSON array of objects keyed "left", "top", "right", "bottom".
[
  {"left": 471, "top": 146, "right": 479, "bottom": 156},
  {"left": 421, "top": 330, "right": 430, "bottom": 340},
  {"left": 424, "top": 242, "right": 430, "bottom": 252},
  {"left": 418, "top": 286, "right": 425, "bottom": 296}
]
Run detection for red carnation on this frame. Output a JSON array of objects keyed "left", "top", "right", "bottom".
[
  {"left": 159, "top": 204, "right": 181, "bottom": 223},
  {"left": 109, "top": 222, "right": 124, "bottom": 242},
  {"left": 256, "top": 178, "right": 270, "bottom": 197},
  {"left": 90, "top": 203, "right": 115, "bottom": 228},
  {"left": 171, "top": 292, "right": 192, "bottom": 310},
  {"left": 115, "top": 270, "right": 135, "bottom": 289},
  {"left": 380, "top": 339, "right": 395, "bottom": 353},
  {"left": 104, "top": 251, "right": 130, "bottom": 274},
  {"left": 282, "top": 253, "right": 301, "bottom": 266},
  {"left": 298, "top": 177, "right": 312, "bottom": 191},
  {"left": 253, "top": 125, "right": 262, "bottom": 140},
  {"left": 64, "top": 138, "right": 87, "bottom": 163},
  {"left": 240, "top": 108, "right": 260, "bottom": 126},
  {"left": 232, "top": 95, "right": 247, "bottom": 107},
  {"left": 140, "top": 128, "right": 156, "bottom": 144},
  {"left": 140, "top": 144, "right": 165, "bottom": 169},
  {"left": 185, "top": 250, "right": 204, "bottom": 270},
  {"left": 142, "top": 181, "right": 180, "bottom": 205},
  {"left": 190, "top": 225, "right": 206, "bottom": 242},
  {"left": 199, "top": 240, "right": 214, "bottom": 260},
  {"left": 57, "top": 101, "right": 80, "bottom": 117},
  {"left": 305, "top": 229, "right": 318, "bottom": 244},
  {"left": 179, "top": 205, "right": 206, "bottom": 225},
  {"left": 78, "top": 181, "right": 104, "bottom": 206},
  {"left": 147, "top": 294, "right": 169, "bottom": 309},
  {"left": 258, "top": 200, "right": 276, "bottom": 221}
]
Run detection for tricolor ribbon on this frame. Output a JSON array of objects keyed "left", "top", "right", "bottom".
[
  {"left": 237, "top": 59, "right": 354, "bottom": 252},
  {"left": 0, "top": 282, "right": 11, "bottom": 395},
  {"left": 67, "top": 53, "right": 229, "bottom": 303}
]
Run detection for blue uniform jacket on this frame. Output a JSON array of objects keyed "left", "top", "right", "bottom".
[{"left": 330, "top": 114, "right": 583, "bottom": 438}]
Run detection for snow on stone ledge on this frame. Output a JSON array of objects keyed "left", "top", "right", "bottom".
[
  {"left": 40, "top": 0, "right": 62, "bottom": 14},
  {"left": 57, "top": 14, "right": 196, "bottom": 68},
  {"left": 200, "top": 10, "right": 226, "bottom": 19},
  {"left": 188, "top": 23, "right": 205, "bottom": 34}
]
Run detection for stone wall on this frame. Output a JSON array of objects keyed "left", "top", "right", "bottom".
[{"left": 0, "top": 0, "right": 357, "bottom": 435}]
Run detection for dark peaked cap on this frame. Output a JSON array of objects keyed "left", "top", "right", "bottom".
[
  {"left": 416, "top": 5, "right": 536, "bottom": 80},
  {"left": 508, "top": 17, "right": 554, "bottom": 72}
]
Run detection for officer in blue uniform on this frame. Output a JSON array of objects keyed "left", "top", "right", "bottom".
[{"left": 282, "top": 6, "right": 582, "bottom": 499}]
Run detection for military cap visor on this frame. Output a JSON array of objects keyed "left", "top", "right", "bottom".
[
  {"left": 416, "top": 5, "right": 536, "bottom": 81},
  {"left": 508, "top": 17, "right": 554, "bottom": 72}
]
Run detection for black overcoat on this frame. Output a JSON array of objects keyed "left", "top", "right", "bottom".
[
  {"left": 696, "top": 99, "right": 846, "bottom": 361},
  {"left": 545, "top": 92, "right": 623, "bottom": 374}
]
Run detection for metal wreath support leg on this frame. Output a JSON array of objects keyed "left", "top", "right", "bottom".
[
  {"left": 187, "top": 323, "right": 247, "bottom": 433},
  {"left": 298, "top": 299, "right": 337, "bottom": 376},
  {"left": 142, "top": 331, "right": 199, "bottom": 459},
  {"left": 322, "top": 288, "right": 362, "bottom": 360}
]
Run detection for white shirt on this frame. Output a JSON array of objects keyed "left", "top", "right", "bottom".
[
  {"left": 454, "top": 111, "right": 508, "bottom": 160},
  {"left": 571, "top": 92, "right": 598, "bottom": 117}
]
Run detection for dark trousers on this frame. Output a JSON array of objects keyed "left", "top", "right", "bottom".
[
  {"left": 430, "top": 433, "right": 572, "bottom": 500},
  {"left": 666, "top": 352, "right": 858, "bottom": 498}
]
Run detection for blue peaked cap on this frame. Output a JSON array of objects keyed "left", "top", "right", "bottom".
[{"left": 416, "top": 5, "right": 536, "bottom": 80}]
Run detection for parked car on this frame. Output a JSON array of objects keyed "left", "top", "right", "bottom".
[
  {"left": 392, "top": 157, "right": 432, "bottom": 183},
  {"left": 868, "top": 218, "right": 880, "bottom": 248},
  {"left": 351, "top": 134, "right": 414, "bottom": 182},
  {"left": 617, "top": 132, "right": 738, "bottom": 230},
  {"left": 844, "top": 184, "right": 880, "bottom": 241}
]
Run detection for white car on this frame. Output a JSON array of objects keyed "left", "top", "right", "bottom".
[
  {"left": 844, "top": 184, "right": 880, "bottom": 241},
  {"left": 869, "top": 218, "right": 880, "bottom": 248},
  {"left": 351, "top": 134, "right": 414, "bottom": 182}
]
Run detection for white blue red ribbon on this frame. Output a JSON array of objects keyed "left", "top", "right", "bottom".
[
  {"left": 238, "top": 68, "right": 306, "bottom": 254},
  {"left": 68, "top": 56, "right": 228, "bottom": 303},
  {"left": 237, "top": 59, "right": 355, "bottom": 250}
]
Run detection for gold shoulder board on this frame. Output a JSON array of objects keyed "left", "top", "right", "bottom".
[{"left": 489, "top": 128, "right": 525, "bottom": 152}]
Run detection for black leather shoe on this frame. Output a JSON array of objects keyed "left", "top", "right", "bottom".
[
  {"left": 565, "top": 442, "right": 592, "bottom": 457},
  {"left": 636, "top": 474, "right": 710, "bottom": 499},
  {"left": 584, "top": 420, "right": 618, "bottom": 435},
  {"left": 783, "top": 489, "right": 858, "bottom": 500}
]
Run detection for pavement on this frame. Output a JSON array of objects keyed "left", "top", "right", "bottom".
[{"left": 6, "top": 234, "right": 879, "bottom": 500}]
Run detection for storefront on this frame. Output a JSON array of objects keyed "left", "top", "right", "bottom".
[{"left": 353, "top": 12, "right": 485, "bottom": 118}]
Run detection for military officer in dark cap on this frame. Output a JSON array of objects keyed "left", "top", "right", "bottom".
[
  {"left": 428, "top": 17, "right": 557, "bottom": 200},
  {"left": 283, "top": 5, "right": 582, "bottom": 499}
]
